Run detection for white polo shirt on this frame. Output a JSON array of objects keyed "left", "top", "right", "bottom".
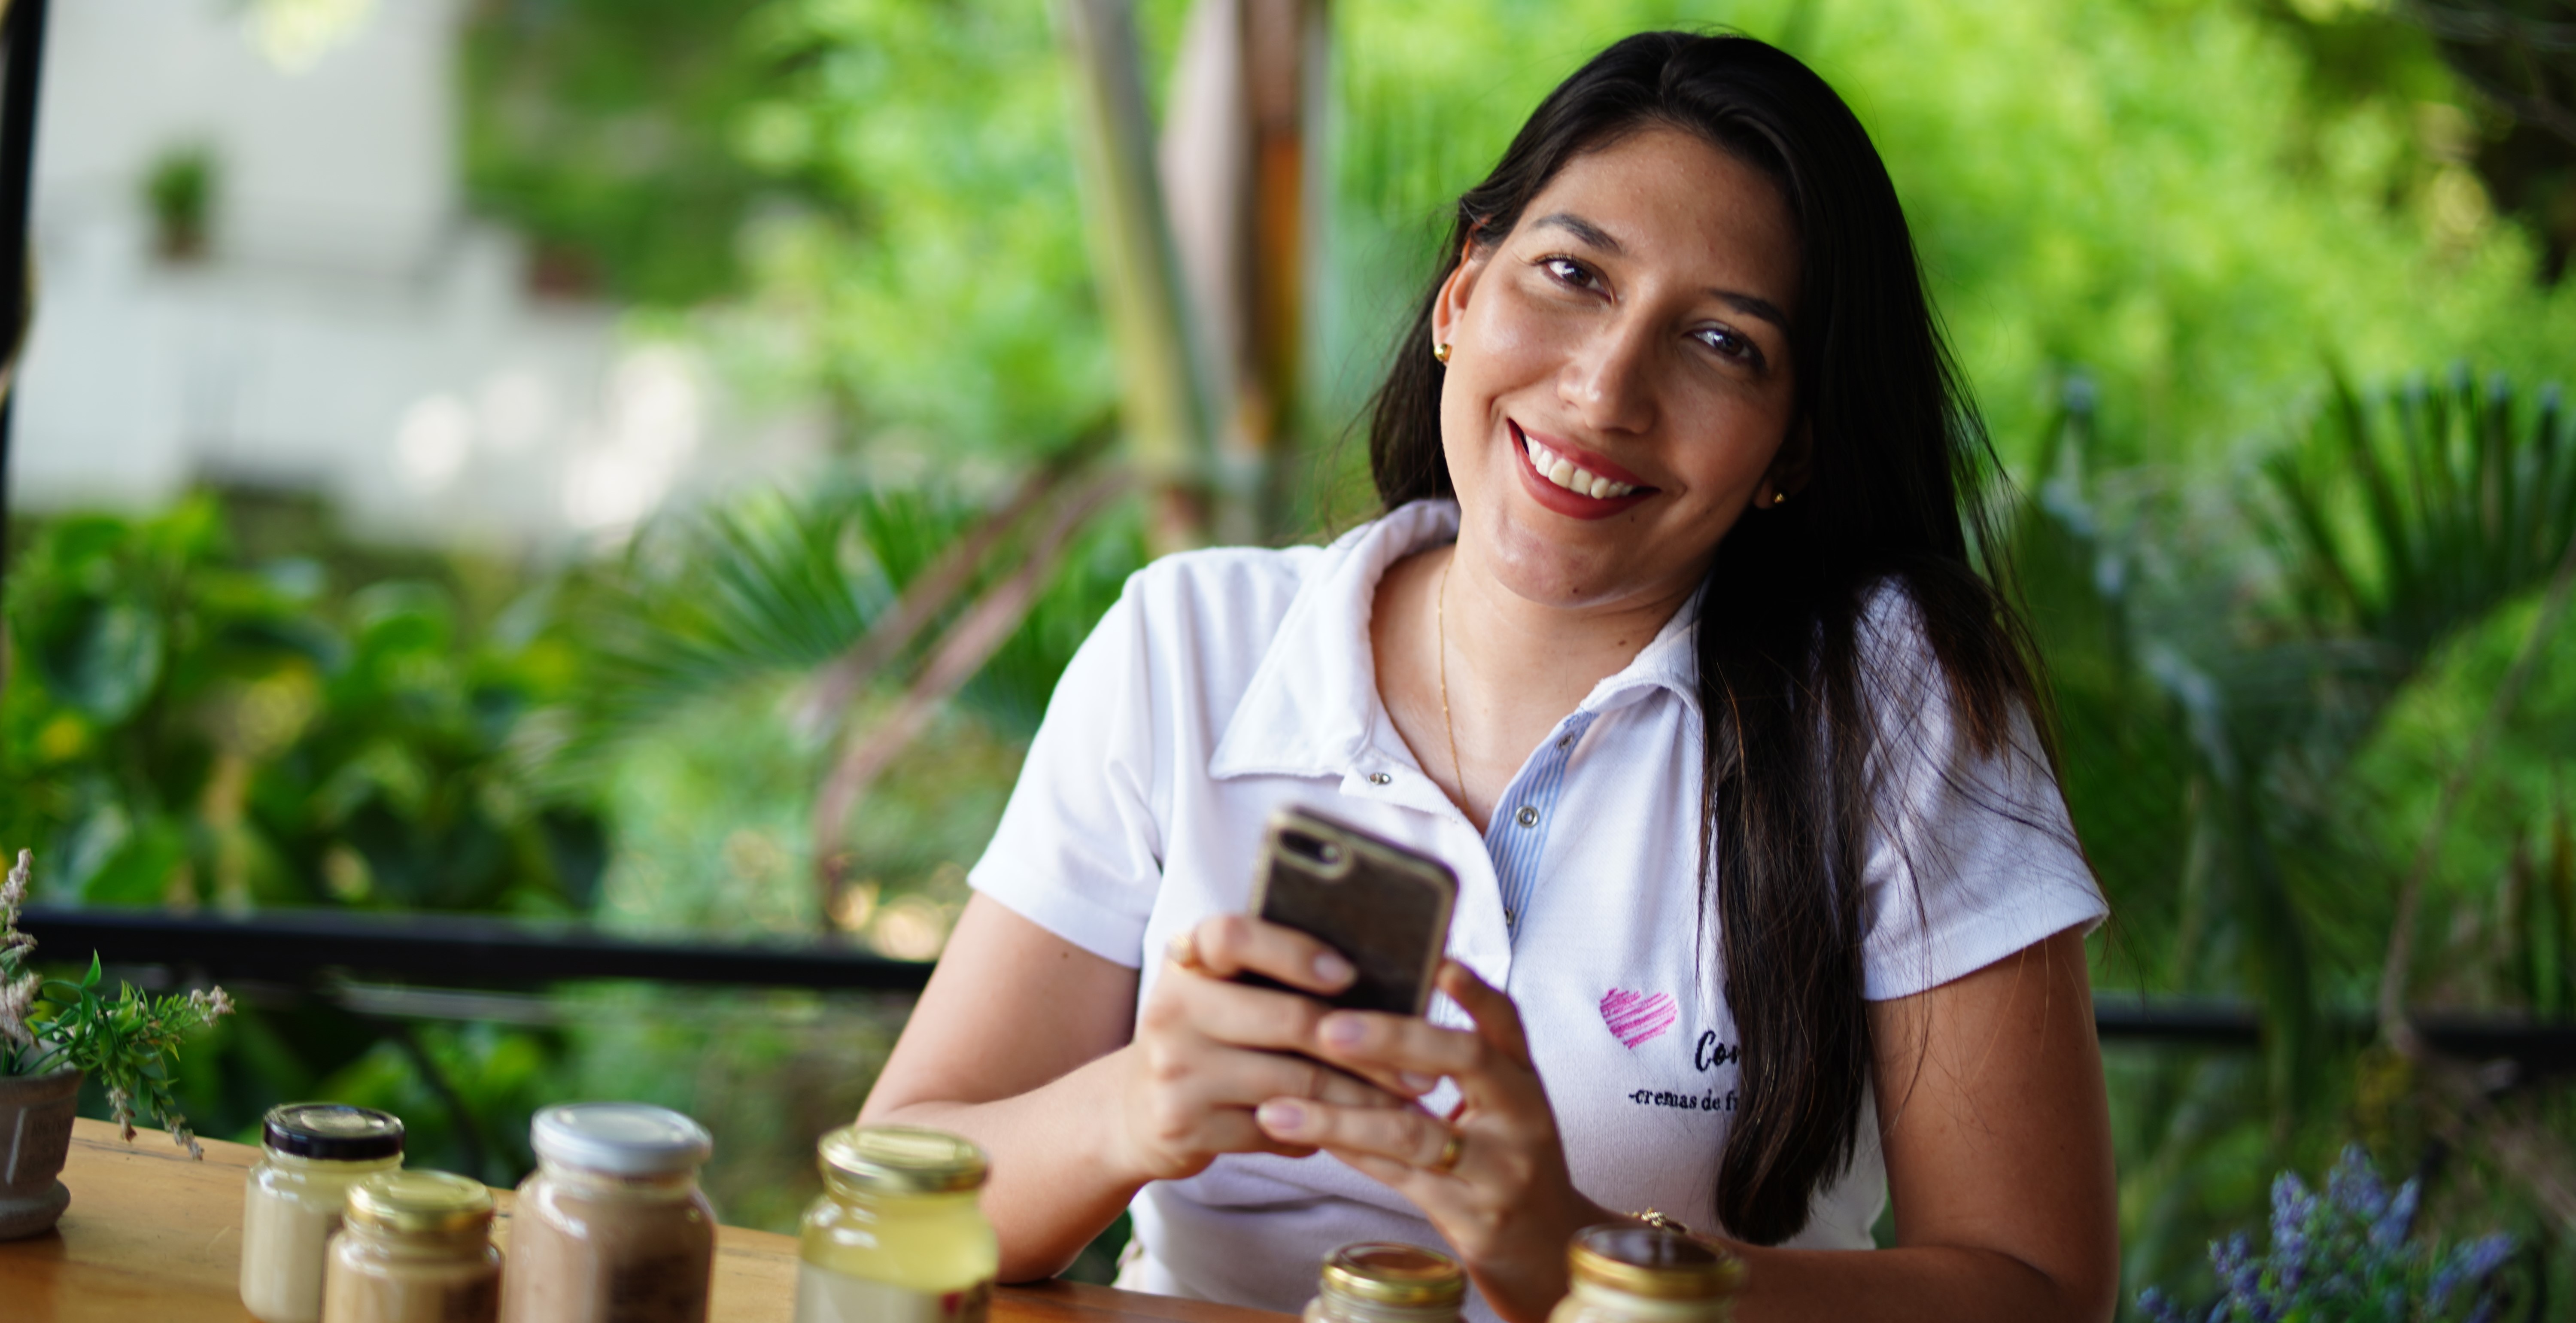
[{"left": 967, "top": 499, "right": 2106, "bottom": 1320}]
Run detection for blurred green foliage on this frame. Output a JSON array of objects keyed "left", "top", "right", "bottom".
[
  {"left": 465, "top": 0, "right": 1138, "bottom": 454},
  {"left": 1, "top": 494, "right": 604, "bottom": 913},
  {"left": 560, "top": 480, "right": 1144, "bottom": 937},
  {"left": 1325, "top": 0, "right": 2576, "bottom": 472}
]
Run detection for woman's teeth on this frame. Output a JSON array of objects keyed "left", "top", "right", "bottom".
[{"left": 1522, "top": 434, "right": 1640, "bottom": 500}]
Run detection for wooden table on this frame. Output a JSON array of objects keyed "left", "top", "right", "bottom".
[{"left": 2, "top": 1119, "right": 1287, "bottom": 1323}]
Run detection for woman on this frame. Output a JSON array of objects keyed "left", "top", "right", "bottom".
[{"left": 862, "top": 30, "right": 2120, "bottom": 1323}]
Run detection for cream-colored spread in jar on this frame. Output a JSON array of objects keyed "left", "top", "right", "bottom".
[
  {"left": 1545, "top": 1226, "right": 1745, "bottom": 1323},
  {"left": 239, "top": 1102, "right": 405, "bottom": 1323}
]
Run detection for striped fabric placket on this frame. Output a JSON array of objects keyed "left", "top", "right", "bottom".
[{"left": 1482, "top": 710, "right": 1599, "bottom": 940}]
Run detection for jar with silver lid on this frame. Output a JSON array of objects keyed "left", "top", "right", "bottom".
[
  {"left": 1301, "top": 1242, "right": 1467, "bottom": 1323},
  {"left": 240, "top": 1102, "right": 406, "bottom": 1323},
  {"left": 793, "top": 1124, "right": 998, "bottom": 1323},
  {"left": 499, "top": 1103, "right": 716, "bottom": 1323},
  {"left": 321, "top": 1169, "right": 502, "bottom": 1323},
  {"left": 1545, "top": 1225, "right": 1745, "bottom": 1323}
]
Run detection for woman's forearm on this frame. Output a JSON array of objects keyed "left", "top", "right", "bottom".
[
  {"left": 864, "top": 1046, "right": 1149, "bottom": 1283},
  {"left": 1726, "top": 1243, "right": 2113, "bottom": 1323}
]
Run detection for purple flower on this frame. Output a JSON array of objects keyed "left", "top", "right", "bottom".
[
  {"left": 2432, "top": 1259, "right": 2468, "bottom": 1308},
  {"left": 2210, "top": 1232, "right": 2263, "bottom": 1311},
  {"left": 2368, "top": 1178, "right": 2419, "bottom": 1251},
  {"left": 2269, "top": 1172, "right": 2314, "bottom": 1243},
  {"left": 2425, "top": 1233, "right": 2507, "bottom": 1310},
  {"left": 2269, "top": 1172, "right": 2315, "bottom": 1296},
  {"left": 2134, "top": 1287, "right": 2188, "bottom": 1323},
  {"left": 2462, "top": 1233, "right": 2514, "bottom": 1280},
  {"left": 2326, "top": 1145, "right": 2389, "bottom": 1221}
]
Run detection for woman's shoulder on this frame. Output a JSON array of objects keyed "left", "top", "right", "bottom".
[
  {"left": 1096, "top": 539, "right": 1352, "bottom": 701},
  {"left": 1121, "top": 542, "right": 1331, "bottom": 638}
]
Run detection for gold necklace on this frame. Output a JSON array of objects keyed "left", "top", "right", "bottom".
[{"left": 1437, "top": 554, "right": 1465, "bottom": 807}]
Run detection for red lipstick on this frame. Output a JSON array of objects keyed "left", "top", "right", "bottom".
[{"left": 1509, "top": 421, "right": 1654, "bottom": 520}]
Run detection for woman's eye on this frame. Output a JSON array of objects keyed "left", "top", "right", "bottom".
[
  {"left": 1540, "top": 256, "right": 1597, "bottom": 289},
  {"left": 1697, "top": 326, "right": 1761, "bottom": 365}
]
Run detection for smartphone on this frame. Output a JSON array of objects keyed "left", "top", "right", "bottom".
[{"left": 1242, "top": 806, "right": 1458, "bottom": 1016}]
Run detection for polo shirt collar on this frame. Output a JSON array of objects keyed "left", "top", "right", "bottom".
[{"left": 1209, "top": 499, "right": 1704, "bottom": 785}]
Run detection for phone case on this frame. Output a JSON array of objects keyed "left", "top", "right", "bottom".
[{"left": 1242, "top": 806, "right": 1458, "bottom": 1016}]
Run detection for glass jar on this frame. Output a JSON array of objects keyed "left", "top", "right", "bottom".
[
  {"left": 239, "top": 1102, "right": 405, "bottom": 1323},
  {"left": 321, "top": 1169, "right": 503, "bottom": 1323},
  {"left": 793, "top": 1124, "right": 999, "bottom": 1323},
  {"left": 1546, "top": 1226, "right": 1745, "bottom": 1323},
  {"left": 1301, "top": 1242, "right": 1467, "bottom": 1323},
  {"left": 498, "top": 1103, "right": 717, "bottom": 1323}
]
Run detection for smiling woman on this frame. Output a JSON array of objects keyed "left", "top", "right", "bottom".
[{"left": 857, "top": 31, "right": 2118, "bottom": 1323}]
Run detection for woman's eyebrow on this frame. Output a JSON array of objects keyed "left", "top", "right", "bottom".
[
  {"left": 1531, "top": 211, "right": 1625, "bottom": 254},
  {"left": 1715, "top": 291, "right": 1791, "bottom": 332},
  {"left": 1530, "top": 211, "right": 1791, "bottom": 332}
]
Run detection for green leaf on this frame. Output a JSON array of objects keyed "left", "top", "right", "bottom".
[
  {"left": 77, "top": 817, "right": 189, "bottom": 907},
  {"left": 27, "top": 594, "right": 166, "bottom": 724}
]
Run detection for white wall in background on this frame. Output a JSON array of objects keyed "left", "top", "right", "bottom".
[{"left": 12, "top": 0, "right": 821, "bottom": 547}]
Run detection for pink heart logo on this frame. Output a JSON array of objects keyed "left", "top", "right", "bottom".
[{"left": 1599, "top": 989, "right": 1677, "bottom": 1049}]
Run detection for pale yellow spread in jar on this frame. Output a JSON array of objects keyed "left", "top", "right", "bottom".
[
  {"left": 793, "top": 1125, "right": 999, "bottom": 1323},
  {"left": 239, "top": 1102, "right": 405, "bottom": 1323}
]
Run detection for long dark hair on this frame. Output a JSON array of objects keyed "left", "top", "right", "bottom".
[{"left": 1366, "top": 32, "right": 2048, "bottom": 1244}]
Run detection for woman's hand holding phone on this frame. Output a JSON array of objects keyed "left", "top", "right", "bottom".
[
  {"left": 1252, "top": 960, "right": 1613, "bottom": 1323},
  {"left": 1107, "top": 914, "right": 1412, "bottom": 1186}
]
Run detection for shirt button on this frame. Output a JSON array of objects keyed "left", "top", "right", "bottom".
[
  {"left": 1504, "top": 906, "right": 1518, "bottom": 925},
  {"left": 1515, "top": 805, "right": 1539, "bottom": 827},
  {"left": 1367, "top": 772, "right": 1392, "bottom": 785}
]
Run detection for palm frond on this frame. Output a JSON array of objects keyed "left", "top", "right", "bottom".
[
  {"left": 2263, "top": 368, "right": 2576, "bottom": 684},
  {"left": 552, "top": 485, "right": 963, "bottom": 774}
]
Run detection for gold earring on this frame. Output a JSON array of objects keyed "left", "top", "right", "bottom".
[
  {"left": 1434, "top": 342, "right": 1452, "bottom": 365},
  {"left": 1771, "top": 488, "right": 1789, "bottom": 507}
]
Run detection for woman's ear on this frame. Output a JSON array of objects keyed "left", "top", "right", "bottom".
[
  {"left": 1765, "top": 418, "right": 1815, "bottom": 500},
  {"left": 1430, "top": 239, "right": 1491, "bottom": 352}
]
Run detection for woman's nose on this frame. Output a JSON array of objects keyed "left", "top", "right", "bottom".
[{"left": 1556, "top": 317, "right": 1657, "bottom": 435}]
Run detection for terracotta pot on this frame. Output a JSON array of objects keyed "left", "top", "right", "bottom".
[{"left": 0, "top": 1066, "right": 82, "bottom": 1239}]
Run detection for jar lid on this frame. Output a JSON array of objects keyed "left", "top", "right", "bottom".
[
  {"left": 1567, "top": 1225, "right": 1745, "bottom": 1301},
  {"left": 345, "top": 1170, "right": 492, "bottom": 1237},
  {"left": 261, "top": 1103, "right": 404, "bottom": 1162},
  {"left": 1320, "top": 1242, "right": 1466, "bottom": 1309},
  {"left": 817, "top": 1124, "right": 987, "bottom": 1195},
  {"left": 531, "top": 1103, "right": 712, "bottom": 1177}
]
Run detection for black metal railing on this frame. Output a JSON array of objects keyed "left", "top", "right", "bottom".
[
  {"left": 27, "top": 905, "right": 2576, "bottom": 1078},
  {"left": 18, "top": 904, "right": 931, "bottom": 991}
]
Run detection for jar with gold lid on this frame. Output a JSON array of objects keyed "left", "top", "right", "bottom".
[
  {"left": 240, "top": 1102, "right": 406, "bottom": 1323},
  {"left": 1545, "top": 1225, "right": 1745, "bottom": 1323},
  {"left": 320, "top": 1169, "right": 502, "bottom": 1323},
  {"left": 793, "top": 1124, "right": 998, "bottom": 1323},
  {"left": 1302, "top": 1242, "right": 1467, "bottom": 1323}
]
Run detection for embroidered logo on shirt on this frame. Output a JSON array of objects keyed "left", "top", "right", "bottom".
[{"left": 1598, "top": 988, "right": 1678, "bottom": 1048}]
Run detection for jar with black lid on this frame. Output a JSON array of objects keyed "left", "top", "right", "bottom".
[{"left": 240, "top": 1103, "right": 407, "bottom": 1323}]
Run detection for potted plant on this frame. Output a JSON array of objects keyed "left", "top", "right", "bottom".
[{"left": 0, "top": 849, "right": 234, "bottom": 1239}]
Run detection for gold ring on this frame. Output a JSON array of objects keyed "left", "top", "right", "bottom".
[
  {"left": 1166, "top": 930, "right": 1210, "bottom": 975},
  {"left": 1429, "top": 1129, "right": 1464, "bottom": 1174}
]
